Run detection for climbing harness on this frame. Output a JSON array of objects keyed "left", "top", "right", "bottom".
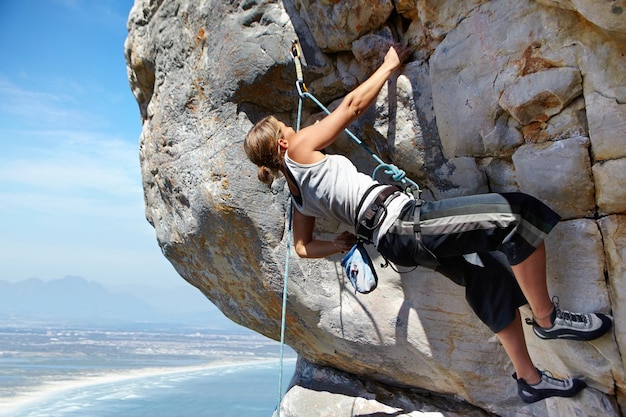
[{"left": 275, "top": 40, "right": 422, "bottom": 415}]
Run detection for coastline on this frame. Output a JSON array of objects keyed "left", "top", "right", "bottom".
[{"left": 0, "top": 357, "right": 296, "bottom": 416}]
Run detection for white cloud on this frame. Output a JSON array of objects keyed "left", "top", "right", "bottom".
[
  {"left": 0, "top": 74, "right": 141, "bottom": 196},
  {"left": 1, "top": 133, "right": 140, "bottom": 195},
  {"left": 0, "top": 76, "right": 107, "bottom": 130},
  {"left": 0, "top": 75, "right": 145, "bottom": 238},
  {"left": 52, "top": 0, "right": 129, "bottom": 29}
]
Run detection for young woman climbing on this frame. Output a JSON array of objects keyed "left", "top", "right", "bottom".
[{"left": 243, "top": 44, "right": 612, "bottom": 404}]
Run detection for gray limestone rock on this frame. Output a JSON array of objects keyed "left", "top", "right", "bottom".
[{"left": 498, "top": 68, "right": 583, "bottom": 126}]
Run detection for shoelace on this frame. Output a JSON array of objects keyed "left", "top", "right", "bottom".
[
  {"left": 552, "top": 296, "right": 590, "bottom": 326},
  {"left": 557, "top": 310, "right": 590, "bottom": 324},
  {"left": 538, "top": 370, "right": 569, "bottom": 388}
]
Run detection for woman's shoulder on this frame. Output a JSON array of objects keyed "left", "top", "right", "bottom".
[{"left": 285, "top": 150, "right": 327, "bottom": 166}]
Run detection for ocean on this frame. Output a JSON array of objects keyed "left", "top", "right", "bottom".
[{"left": 0, "top": 320, "right": 297, "bottom": 417}]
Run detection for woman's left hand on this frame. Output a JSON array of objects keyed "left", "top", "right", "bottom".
[{"left": 333, "top": 231, "right": 357, "bottom": 252}]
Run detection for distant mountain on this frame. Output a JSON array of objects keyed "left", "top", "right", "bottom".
[
  {"left": 0, "top": 276, "right": 245, "bottom": 331},
  {"left": 0, "top": 276, "right": 150, "bottom": 318}
]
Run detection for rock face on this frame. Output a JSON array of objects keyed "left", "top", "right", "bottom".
[{"left": 124, "top": 0, "right": 626, "bottom": 415}]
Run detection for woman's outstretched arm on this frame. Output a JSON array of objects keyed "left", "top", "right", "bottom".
[{"left": 287, "top": 44, "right": 410, "bottom": 164}]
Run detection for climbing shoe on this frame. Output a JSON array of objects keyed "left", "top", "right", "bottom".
[
  {"left": 527, "top": 296, "right": 612, "bottom": 341},
  {"left": 513, "top": 369, "right": 586, "bottom": 404}
]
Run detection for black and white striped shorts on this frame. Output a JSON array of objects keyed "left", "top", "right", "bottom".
[{"left": 377, "top": 192, "right": 560, "bottom": 332}]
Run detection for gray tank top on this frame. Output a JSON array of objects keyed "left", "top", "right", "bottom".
[
  {"left": 284, "top": 153, "right": 377, "bottom": 228},
  {"left": 284, "top": 153, "right": 410, "bottom": 244}
]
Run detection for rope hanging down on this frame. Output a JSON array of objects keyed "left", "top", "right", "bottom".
[
  {"left": 275, "top": 199, "right": 291, "bottom": 417},
  {"left": 289, "top": 40, "right": 421, "bottom": 196}
]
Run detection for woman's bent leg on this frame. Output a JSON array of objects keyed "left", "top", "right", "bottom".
[
  {"left": 510, "top": 242, "right": 553, "bottom": 328},
  {"left": 420, "top": 193, "right": 559, "bottom": 326},
  {"left": 419, "top": 192, "right": 611, "bottom": 340}
]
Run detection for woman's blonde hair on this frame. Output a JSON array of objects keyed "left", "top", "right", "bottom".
[{"left": 244, "top": 115, "right": 284, "bottom": 184}]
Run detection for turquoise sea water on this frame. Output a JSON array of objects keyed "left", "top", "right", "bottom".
[{"left": 0, "top": 322, "right": 296, "bottom": 417}]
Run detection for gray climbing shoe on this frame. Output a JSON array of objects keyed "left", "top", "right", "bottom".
[
  {"left": 528, "top": 296, "right": 612, "bottom": 341},
  {"left": 513, "top": 369, "right": 586, "bottom": 404}
]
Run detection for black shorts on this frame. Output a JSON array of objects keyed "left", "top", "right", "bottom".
[
  {"left": 377, "top": 192, "right": 560, "bottom": 333},
  {"left": 435, "top": 252, "right": 528, "bottom": 333}
]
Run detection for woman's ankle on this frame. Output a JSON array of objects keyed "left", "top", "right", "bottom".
[
  {"left": 533, "top": 305, "right": 555, "bottom": 329},
  {"left": 518, "top": 368, "right": 541, "bottom": 385}
]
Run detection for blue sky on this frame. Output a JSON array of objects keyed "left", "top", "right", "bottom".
[{"left": 0, "top": 1, "right": 184, "bottom": 289}]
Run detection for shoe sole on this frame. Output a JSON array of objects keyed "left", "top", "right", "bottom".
[
  {"left": 520, "top": 383, "right": 587, "bottom": 403},
  {"left": 519, "top": 380, "right": 587, "bottom": 404}
]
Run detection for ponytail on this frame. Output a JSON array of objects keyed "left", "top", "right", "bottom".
[
  {"left": 257, "top": 165, "right": 276, "bottom": 185},
  {"left": 244, "top": 116, "right": 284, "bottom": 184}
]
